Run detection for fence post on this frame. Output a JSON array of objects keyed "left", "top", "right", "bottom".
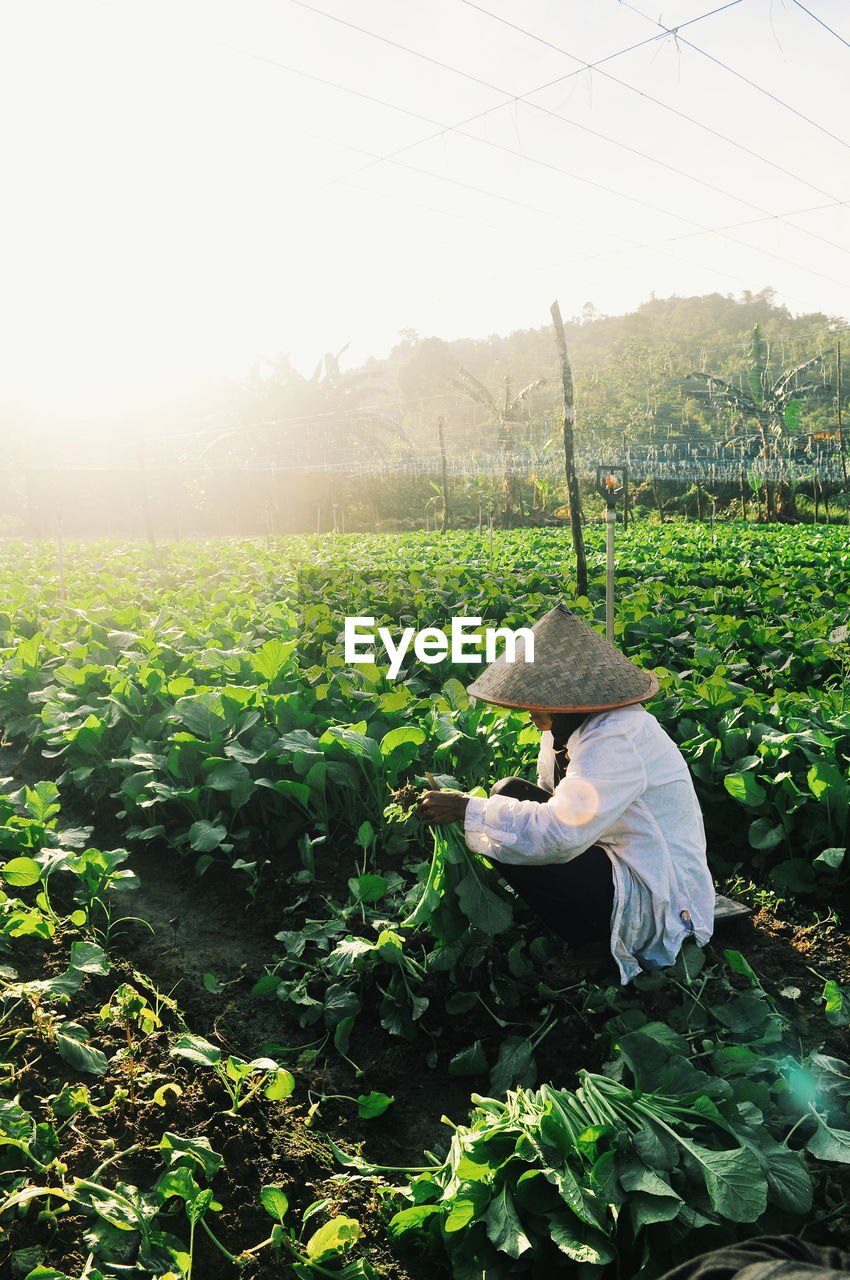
[
  {"left": 137, "top": 436, "right": 156, "bottom": 545},
  {"left": 437, "top": 416, "right": 451, "bottom": 532}
]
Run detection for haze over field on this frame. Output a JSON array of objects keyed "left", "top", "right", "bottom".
[{"left": 2, "top": 0, "right": 850, "bottom": 430}]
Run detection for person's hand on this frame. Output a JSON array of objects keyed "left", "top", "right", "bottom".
[{"left": 416, "top": 790, "right": 470, "bottom": 825}]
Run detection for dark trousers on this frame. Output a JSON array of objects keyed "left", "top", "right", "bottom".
[
  {"left": 656, "top": 1235, "right": 850, "bottom": 1280},
  {"left": 487, "top": 777, "right": 615, "bottom": 948}
]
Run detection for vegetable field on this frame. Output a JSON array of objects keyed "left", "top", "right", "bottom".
[{"left": 1, "top": 523, "right": 849, "bottom": 1280}]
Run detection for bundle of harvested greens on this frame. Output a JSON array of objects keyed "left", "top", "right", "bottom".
[{"left": 402, "top": 817, "right": 513, "bottom": 941}]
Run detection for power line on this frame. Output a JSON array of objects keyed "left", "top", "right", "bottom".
[
  {"left": 288, "top": 0, "right": 793, "bottom": 231},
  {"left": 338, "top": 151, "right": 850, "bottom": 302},
  {"left": 89, "top": 0, "right": 719, "bottom": 234},
  {"left": 339, "top": 0, "right": 747, "bottom": 176},
  {"left": 89, "top": 0, "right": 850, "bottom": 308},
  {"left": 789, "top": 0, "right": 850, "bottom": 50},
  {"left": 459, "top": 0, "right": 849, "bottom": 208},
  {"left": 621, "top": 0, "right": 850, "bottom": 152},
  {"left": 271, "top": 108, "right": 850, "bottom": 284}
]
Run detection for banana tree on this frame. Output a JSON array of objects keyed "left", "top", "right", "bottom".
[
  {"left": 685, "top": 326, "right": 829, "bottom": 520},
  {"left": 451, "top": 367, "right": 546, "bottom": 523}
]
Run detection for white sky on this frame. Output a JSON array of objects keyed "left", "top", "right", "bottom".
[{"left": 2, "top": 0, "right": 849, "bottom": 419}]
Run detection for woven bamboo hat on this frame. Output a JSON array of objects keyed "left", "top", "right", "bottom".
[{"left": 466, "top": 604, "right": 659, "bottom": 712}]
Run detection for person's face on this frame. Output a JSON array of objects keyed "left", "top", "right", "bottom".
[{"left": 527, "top": 709, "right": 553, "bottom": 732}]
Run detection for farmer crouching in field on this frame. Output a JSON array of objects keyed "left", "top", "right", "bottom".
[{"left": 417, "top": 604, "right": 714, "bottom": 983}]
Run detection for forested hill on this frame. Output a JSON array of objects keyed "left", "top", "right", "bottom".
[
  {"left": 352, "top": 287, "right": 842, "bottom": 456},
  {"left": 9, "top": 288, "right": 847, "bottom": 535}
]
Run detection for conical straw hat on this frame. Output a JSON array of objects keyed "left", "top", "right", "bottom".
[{"left": 466, "top": 604, "right": 658, "bottom": 712}]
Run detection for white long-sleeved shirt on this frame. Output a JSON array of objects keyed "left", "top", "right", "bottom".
[{"left": 463, "top": 703, "right": 714, "bottom": 984}]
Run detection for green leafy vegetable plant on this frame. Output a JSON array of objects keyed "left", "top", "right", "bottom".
[{"left": 170, "top": 1033, "right": 295, "bottom": 1114}]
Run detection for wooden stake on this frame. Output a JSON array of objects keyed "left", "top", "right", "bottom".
[
  {"left": 56, "top": 517, "right": 67, "bottom": 604},
  {"left": 550, "top": 301, "right": 588, "bottom": 597}
]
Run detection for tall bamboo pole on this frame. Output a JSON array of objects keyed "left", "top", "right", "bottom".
[{"left": 550, "top": 301, "right": 587, "bottom": 597}]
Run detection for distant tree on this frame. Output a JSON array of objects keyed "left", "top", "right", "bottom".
[
  {"left": 451, "top": 366, "right": 546, "bottom": 523},
  {"left": 684, "top": 325, "right": 829, "bottom": 520}
]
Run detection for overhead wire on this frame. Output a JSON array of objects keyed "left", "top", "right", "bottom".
[
  {"left": 227, "top": 101, "right": 850, "bottom": 287},
  {"left": 458, "top": 0, "right": 850, "bottom": 208},
  {"left": 88, "top": 0, "right": 850, "bottom": 307},
  {"left": 334, "top": 0, "right": 747, "bottom": 176},
  {"left": 287, "top": 0, "right": 789, "bottom": 225},
  {"left": 90, "top": 0, "right": 760, "bottom": 234},
  {"left": 789, "top": 0, "right": 850, "bottom": 49},
  {"left": 620, "top": 0, "right": 850, "bottom": 152},
  {"left": 250, "top": 1, "right": 850, "bottom": 297}
]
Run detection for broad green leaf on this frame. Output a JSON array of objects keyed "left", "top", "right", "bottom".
[
  {"left": 56, "top": 1025, "right": 108, "bottom": 1076},
  {"left": 633, "top": 1122, "right": 678, "bottom": 1170},
  {"left": 264, "top": 778, "right": 312, "bottom": 807},
  {"left": 724, "top": 772, "right": 766, "bottom": 806},
  {"left": 686, "top": 1143, "right": 766, "bottom": 1221},
  {"left": 333, "top": 1015, "right": 356, "bottom": 1055},
  {"left": 723, "top": 949, "right": 759, "bottom": 987},
  {"left": 806, "top": 1115, "right": 850, "bottom": 1163},
  {"left": 748, "top": 817, "right": 785, "bottom": 850},
  {"left": 159, "top": 1132, "right": 223, "bottom": 1179},
  {"left": 152, "top": 1083, "right": 183, "bottom": 1106},
  {"left": 769, "top": 859, "right": 818, "bottom": 894},
  {"left": 1, "top": 857, "right": 41, "bottom": 887},
  {"left": 444, "top": 1197, "right": 479, "bottom": 1232},
  {"left": 448, "top": 1041, "right": 488, "bottom": 1076},
  {"left": 174, "top": 693, "right": 227, "bottom": 740},
  {"left": 822, "top": 980, "right": 850, "bottom": 1027},
  {"left": 490, "top": 1036, "right": 535, "bottom": 1094},
  {"left": 455, "top": 870, "right": 512, "bottom": 934},
  {"left": 347, "top": 874, "right": 388, "bottom": 903},
  {"left": 265, "top": 1069, "right": 296, "bottom": 1100},
  {"left": 261, "top": 1185, "right": 289, "bottom": 1222},
  {"left": 378, "top": 686, "right": 410, "bottom": 712},
  {"left": 620, "top": 1162, "right": 682, "bottom": 1230},
  {"left": 546, "top": 1210, "right": 616, "bottom": 1265},
  {"left": 253, "top": 639, "right": 296, "bottom": 682},
  {"left": 321, "top": 726, "right": 381, "bottom": 765},
  {"left": 762, "top": 1145, "right": 813, "bottom": 1213},
  {"left": 68, "top": 941, "right": 110, "bottom": 975},
  {"left": 23, "top": 781, "right": 61, "bottom": 823},
  {"left": 277, "top": 729, "right": 322, "bottom": 755},
  {"left": 171, "top": 1034, "right": 222, "bottom": 1067},
  {"left": 388, "top": 1204, "right": 442, "bottom": 1235},
  {"left": 158, "top": 1165, "right": 201, "bottom": 1203},
  {"left": 188, "top": 820, "right": 227, "bottom": 852},
  {"left": 356, "top": 1091, "right": 394, "bottom": 1118},
  {"left": 694, "top": 673, "right": 738, "bottom": 709},
  {"left": 380, "top": 725, "right": 426, "bottom": 757},
  {"left": 807, "top": 760, "right": 844, "bottom": 801},
  {"left": 814, "top": 846, "right": 845, "bottom": 870},
  {"left": 186, "top": 1188, "right": 214, "bottom": 1225},
  {"left": 374, "top": 929, "right": 405, "bottom": 965},
  {"left": 305, "top": 1215, "right": 362, "bottom": 1262},
  {"left": 454, "top": 1155, "right": 492, "bottom": 1183},
  {"left": 484, "top": 1184, "right": 531, "bottom": 1259},
  {"left": 356, "top": 821, "right": 375, "bottom": 850},
  {"left": 0, "top": 1098, "right": 35, "bottom": 1144},
  {"left": 203, "top": 760, "right": 253, "bottom": 793}
]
